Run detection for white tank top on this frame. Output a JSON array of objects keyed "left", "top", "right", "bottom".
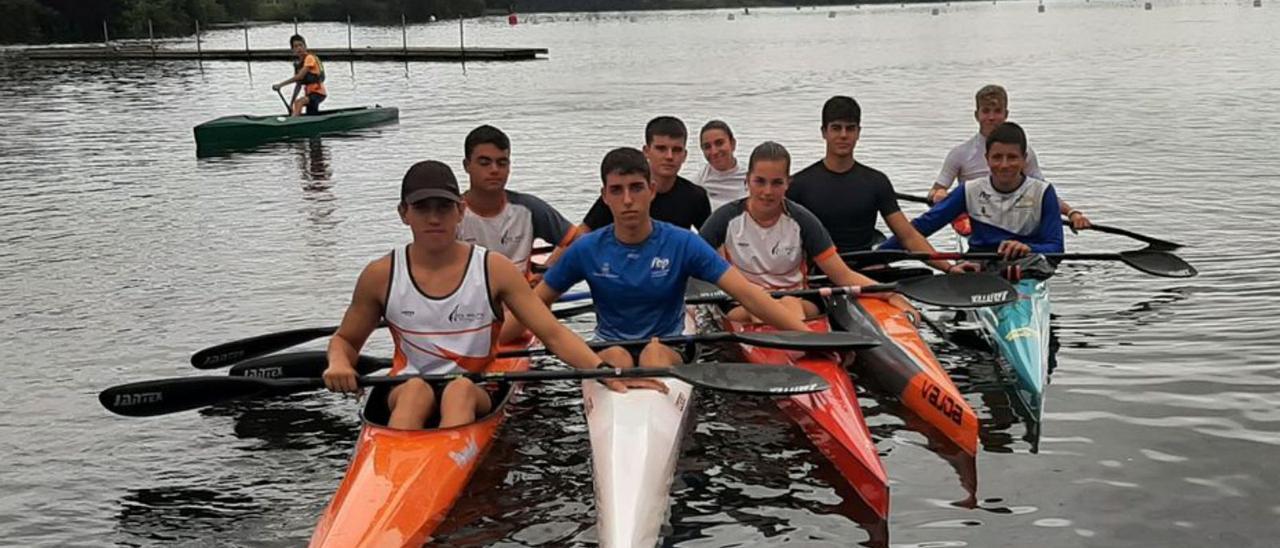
[{"left": 384, "top": 244, "right": 502, "bottom": 376}]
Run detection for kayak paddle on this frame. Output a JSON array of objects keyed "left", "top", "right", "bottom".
[
  {"left": 894, "top": 191, "right": 1184, "bottom": 251},
  {"left": 100, "top": 362, "right": 831, "bottom": 417},
  {"left": 191, "top": 291, "right": 593, "bottom": 369},
  {"left": 842, "top": 249, "right": 1197, "bottom": 279},
  {"left": 227, "top": 327, "right": 881, "bottom": 380},
  {"left": 275, "top": 88, "right": 292, "bottom": 114},
  {"left": 685, "top": 273, "right": 1019, "bottom": 309}
]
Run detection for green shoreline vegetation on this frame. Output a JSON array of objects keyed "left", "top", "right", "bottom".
[{"left": 1, "top": 0, "right": 952, "bottom": 45}]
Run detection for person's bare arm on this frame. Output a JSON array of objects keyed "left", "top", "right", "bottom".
[
  {"left": 814, "top": 251, "right": 917, "bottom": 314},
  {"left": 716, "top": 268, "right": 810, "bottom": 332},
  {"left": 492, "top": 256, "right": 601, "bottom": 371},
  {"left": 324, "top": 258, "right": 389, "bottom": 392},
  {"left": 885, "top": 211, "right": 970, "bottom": 273}
]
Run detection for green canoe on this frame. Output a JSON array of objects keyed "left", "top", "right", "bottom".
[{"left": 194, "top": 106, "right": 399, "bottom": 152}]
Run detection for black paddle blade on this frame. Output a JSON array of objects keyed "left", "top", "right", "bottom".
[
  {"left": 671, "top": 362, "right": 830, "bottom": 395},
  {"left": 191, "top": 326, "right": 340, "bottom": 369},
  {"left": 731, "top": 330, "right": 879, "bottom": 350},
  {"left": 228, "top": 351, "right": 391, "bottom": 378},
  {"left": 553, "top": 301, "right": 595, "bottom": 319},
  {"left": 1120, "top": 250, "right": 1198, "bottom": 278},
  {"left": 100, "top": 377, "right": 270, "bottom": 417},
  {"left": 897, "top": 273, "right": 1018, "bottom": 308}
]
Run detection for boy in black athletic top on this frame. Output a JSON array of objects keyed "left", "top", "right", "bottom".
[
  {"left": 581, "top": 116, "right": 711, "bottom": 232},
  {"left": 787, "top": 96, "right": 964, "bottom": 274}
]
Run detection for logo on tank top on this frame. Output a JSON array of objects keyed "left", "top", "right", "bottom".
[
  {"left": 650, "top": 256, "right": 671, "bottom": 278},
  {"left": 448, "top": 304, "right": 488, "bottom": 323},
  {"left": 770, "top": 241, "right": 797, "bottom": 257}
]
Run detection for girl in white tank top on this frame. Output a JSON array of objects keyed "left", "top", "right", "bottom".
[{"left": 384, "top": 244, "right": 503, "bottom": 376}]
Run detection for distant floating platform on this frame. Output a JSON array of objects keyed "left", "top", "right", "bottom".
[{"left": 10, "top": 45, "right": 547, "bottom": 62}]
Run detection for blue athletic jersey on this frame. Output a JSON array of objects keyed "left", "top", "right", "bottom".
[
  {"left": 544, "top": 221, "right": 730, "bottom": 341},
  {"left": 881, "top": 178, "right": 1064, "bottom": 254}
]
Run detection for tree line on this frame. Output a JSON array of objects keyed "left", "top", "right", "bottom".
[
  {"left": 1, "top": 0, "right": 929, "bottom": 44},
  {"left": 0, "top": 0, "right": 486, "bottom": 44}
]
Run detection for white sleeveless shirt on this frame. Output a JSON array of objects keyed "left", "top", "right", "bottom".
[
  {"left": 384, "top": 244, "right": 502, "bottom": 376},
  {"left": 962, "top": 175, "right": 1052, "bottom": 236}
]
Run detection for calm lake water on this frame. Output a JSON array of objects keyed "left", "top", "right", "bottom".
[{"left": 2, "top": 0, "right": 1278, "bottom": 546}]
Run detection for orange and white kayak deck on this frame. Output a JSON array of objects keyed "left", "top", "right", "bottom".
[{"left": 309, "top": 341, "right": 532, "bottom": 547}]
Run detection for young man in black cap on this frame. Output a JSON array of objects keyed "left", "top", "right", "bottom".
[{"left": 321, "top": 161, "right": 641, "bottom": 430}]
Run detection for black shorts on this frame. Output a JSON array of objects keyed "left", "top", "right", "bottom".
[
  {"left": 365, "top": 378, "right": 493, "bottom": 428},
  {"left": 305, "top": 93, "right": 325, "bottom": 115}
]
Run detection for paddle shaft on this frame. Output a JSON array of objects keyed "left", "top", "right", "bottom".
[
  {"left": 249, "top": 366, "right": 738, "bottom": 391},
  {"left": 894, "top": 192, "right": 1182, "bottom": 249},
  {"left": 100, "top": 361, "right": 832, "bottom": 416},
  {"left": 276, "top": 88, "right": 291, "bottom": 113},
  {"left": 191, "top": 290, "right": 592, "bottom": 368},
  {"left": 685, "top": 284, "right": 891, "bottom": 306}
]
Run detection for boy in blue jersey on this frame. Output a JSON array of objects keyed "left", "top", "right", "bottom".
[
  {"left": 519, "top": 147, "right": 812, "bottom": 392},
  {"left": 881, "top": 122, "right": 1064, "bottom": 261}
]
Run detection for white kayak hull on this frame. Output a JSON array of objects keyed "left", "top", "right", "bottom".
[
  {"left": 584, "top": 311, "right": 698, "bottom": 547},
  {"left": 584, "top": 377, "right": 693, "bottom": 547}
]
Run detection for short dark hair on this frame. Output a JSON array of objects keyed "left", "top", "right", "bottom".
[
  {"left": 600, "top": 147, "right": 650, "bottom": 184},
  {"left": 464, "top": 125, "right": 510, "bottom": 159},
  {"left": 289, "top": 34, "right": 306, "bottom": 47},
  {"left": 821, "top": 95, "right": 861, "bottom": 128},
  {"left": 645, "top": 116, "right": 687, "bottom": 144},
  {"left": 700, "top": 120, "right": 735, "bottom": 142},
  {"left": 748, "top": 141, "right": 791, "bottom": 175},
  {"left": 985, "top": 122, "right": 1028, "bottom": 156}
]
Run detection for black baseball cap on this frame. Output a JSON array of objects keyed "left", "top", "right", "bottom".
[{"left": 401, "top": 160, "right": 462, "bottom": 204}]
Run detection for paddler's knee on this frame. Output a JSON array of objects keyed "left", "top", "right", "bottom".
[
  {"left": 638, "top": 338, "right": 680, "bottom": 368},
  {"left": 597, "top": 346, "right": 634, "bottom": 368},
  {"left": 387, "top": 378, "right": 435, "bottom": 429},
  {"left": 390, "top": 377, "right": 435, "bottom": 408},
  {"left": 439, "top": 378, "right": 489, "bottom": 427}
]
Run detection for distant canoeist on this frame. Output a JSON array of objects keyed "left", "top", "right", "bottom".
[
  {"left": 272, "top": 34, "right": 327, "bottom": 116},
  {"left": 694, "top": 120, "right": 749, "bottom": 210},
  {"left": 786, "top": 95, "right": 967, "bottom": 273},
  {"left": 321, "top": 161, "right": 611, "bottom": 429},
  {"left": 928, "top": 84, "right": 1091, "bottom": 230},
  {"left": 883, "top": 122, "right": 1065, "bottom": 260}
]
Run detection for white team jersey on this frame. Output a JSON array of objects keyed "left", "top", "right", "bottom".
[
  {"left": 458, "top": 190, "right": 573, "bottom": 274},
  {"left": 700, "top": 199, "right": 836, "bottom": 291},
  {"left": 963, "top": 175, "right": 1052, "bottom": 236},
  {"left": 936, "top": 132, "right": 1043, "bottom": 190},
  {"left": 384, "top": 244, "right": 501, "bottom": 376},
  {"left": 694, "top": 161, "right": 749, "bottom": 210}
]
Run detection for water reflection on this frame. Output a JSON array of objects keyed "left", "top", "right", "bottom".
[{"left": 115, "top": 485, "right": 264, "bottom": 545}]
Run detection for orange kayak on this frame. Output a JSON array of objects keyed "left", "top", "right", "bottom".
[
  {"left": 309, "top": 340, "right": 532, "bottom": 547},
  {"left": 716, "top": 310, "right": 890, "bottom": 518},
  {"left": 829, "top": 294, "right": 979, "bottom": 455}
]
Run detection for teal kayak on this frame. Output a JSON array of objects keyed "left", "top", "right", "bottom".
[
  {"left": 955, "top": 234, "right": 1053, "bottom": 422},
  {"left": 194, "top": 106, "right": 399, "bottom": 152},
  {"left": 974, "top": 278, "right": 1051, "bottom": 421}
]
